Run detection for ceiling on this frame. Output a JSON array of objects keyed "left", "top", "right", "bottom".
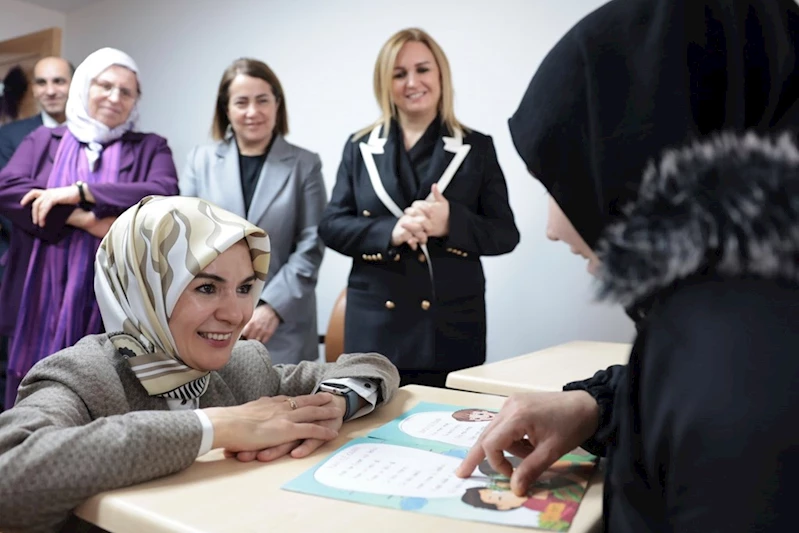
[{"left": 18, "top": 0, "right": 100, "bottom": 13}]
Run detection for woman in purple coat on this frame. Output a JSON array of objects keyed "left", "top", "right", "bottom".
[{"left": 0, "top": 48, "right": 179, "bottom": 407}]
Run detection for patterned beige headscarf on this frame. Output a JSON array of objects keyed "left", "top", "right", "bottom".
[{"left": 94, "top": 195, "right": 270, "bottom": 398}]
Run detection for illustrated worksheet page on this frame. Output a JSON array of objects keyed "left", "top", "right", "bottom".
[{"left": 283, "top": 402, "right": 597, "bottom": 531}]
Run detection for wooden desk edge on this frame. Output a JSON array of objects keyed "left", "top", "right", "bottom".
[{"left": 73, "top": 386, "right": 603, "bottom": 532}]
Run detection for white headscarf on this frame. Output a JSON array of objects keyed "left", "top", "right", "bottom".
[{"left": 66, "top": 47, "right": 140, "bottom": 170}]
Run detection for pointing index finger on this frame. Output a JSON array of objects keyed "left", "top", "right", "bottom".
[{"left": 456, "top": 440, "right": 487, "bottom": 478}]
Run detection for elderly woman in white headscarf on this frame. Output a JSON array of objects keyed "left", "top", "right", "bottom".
[
  {"left": 0, "top": 47, "right": 179, "bottom": 408},
  {"left": 0, "top": 195, "right": 399, "bottom": 531}
]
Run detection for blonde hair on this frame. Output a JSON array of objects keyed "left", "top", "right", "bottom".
[{"left": 353, "top": 28, "right": 466, "bottom": 141}]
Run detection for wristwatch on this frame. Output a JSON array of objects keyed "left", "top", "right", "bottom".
[
  {"left": 317, "top": 382, "right": 360, "bottom": 421},
  {"left": 75, "top": 180, "right": 92, "bottom": 210}
]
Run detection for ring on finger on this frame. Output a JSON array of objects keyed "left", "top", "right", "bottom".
[{"left": 286, "top": 398, "right": 298, "bottom": 410}]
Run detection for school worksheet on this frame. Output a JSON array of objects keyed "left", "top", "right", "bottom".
[{"left": 283, "top": 402, "right": 597, "bottom": 531}]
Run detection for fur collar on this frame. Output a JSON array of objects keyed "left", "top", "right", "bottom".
[{"left": 597, "top": 132, "right": 799, "bottom": 307}]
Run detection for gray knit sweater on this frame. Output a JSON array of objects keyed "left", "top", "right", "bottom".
[{"left": 0, "top": 334, "right": 399, "bottom": 531}]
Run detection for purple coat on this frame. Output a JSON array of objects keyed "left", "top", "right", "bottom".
[{"left": 0, "top": 126, "right": 179, "bottom": 335}]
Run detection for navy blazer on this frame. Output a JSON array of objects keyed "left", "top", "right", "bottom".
[
  {"left": 319, "top": 122, "right": 519, "bottom": 371},
  {"left": 0, "top": 115, "right": 43, "bottom": 277},
  {"left": 0, "top": 115, "right": 43, "bottom": 170}
]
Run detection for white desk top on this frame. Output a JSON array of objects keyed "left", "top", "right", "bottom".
[
  {"left": 75, "top": 385, "right": 603, "bottom": 533},
  {"left": 446, "top": 341, "right": 631, "bottom": 396}
]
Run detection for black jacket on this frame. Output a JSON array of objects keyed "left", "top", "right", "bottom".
[
  {"left": 319, "top": 122, "right": 518, "bottom": 370},
  {"left": 567, "top": 133, "right": 799, "bottom": 532}
]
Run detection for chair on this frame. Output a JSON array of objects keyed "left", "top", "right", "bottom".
[{"left": 323, "top": 288, "right": 347, "bottom": 362}]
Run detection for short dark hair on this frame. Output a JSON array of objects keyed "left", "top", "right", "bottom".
[
  {"left": 461, "top": 487, "right": 505, "bottom": 511},
  {"left": 212, "top": 58, "right": 287, "bottom": 141},
  {"left": 0, "top": 66, "right": 28, "bottom": 124}
]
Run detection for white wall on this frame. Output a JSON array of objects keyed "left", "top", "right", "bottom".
[
  {"left": 0, "top": 0, "right": 64, "bottom": 41},
  {"left": 65, "top": 0, "right": 636, "bottom": 363}
]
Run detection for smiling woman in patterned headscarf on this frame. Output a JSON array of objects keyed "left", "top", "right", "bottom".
[
  {"left": 95, "top": 194, "right": 272, "bottom": 401},
  {"left": 0, "top": 196, "right": 398, "bottom": 532}
]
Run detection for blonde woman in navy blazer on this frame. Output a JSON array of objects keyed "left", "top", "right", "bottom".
[
  {"left": 319, "top": 29, "right": 519, "bottom": 387},
  {"left": 181, "top": 58, "right": 326, "bottom": 365}
]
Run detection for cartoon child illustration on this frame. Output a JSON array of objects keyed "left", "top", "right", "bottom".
[
  {"left": 396, "top": 408, "right": 497, "bottom": 448},
  {"left": 451, "top": 408, "right": 497, "bottom": 422},
  {"left": 461, "top": 458, "right": 592, "bottom": 531}
]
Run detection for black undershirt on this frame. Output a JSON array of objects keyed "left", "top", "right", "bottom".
[
  {"left": 396, "top": 117, "right": 441, "bottom": 202},
  {"left": 238, "top": 137, "right": 275, "bottom": 212}
]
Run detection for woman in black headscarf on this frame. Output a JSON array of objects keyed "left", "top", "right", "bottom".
[{"left": 458, "top": 1, "right": 799, "bottom": 530}]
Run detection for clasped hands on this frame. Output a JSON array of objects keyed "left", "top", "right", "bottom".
[
  {"left": 390, "top": 183, "right": 450, "bottom": 250},
  {"left": 204, "top": 391, "right": 348, "bottom": 463}
]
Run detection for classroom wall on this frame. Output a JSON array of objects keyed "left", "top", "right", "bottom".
[
  {"left": 63, "top": 0, "right": 637, "bottom": 362},
  {"left": 0, "top": 0, "right": 64, "bottom": 41}
]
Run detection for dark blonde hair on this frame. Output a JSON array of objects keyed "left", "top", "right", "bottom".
[
  {"left": 212, "top": 58, "right": 288, "bottom": 141},
  {"left": 354, "top": 28, "right": 465, "bottom": 141}
]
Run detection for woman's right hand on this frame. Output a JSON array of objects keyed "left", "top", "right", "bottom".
[
  {"left": 204, "top": 393, "right": 341, "bottom": 456},
  {"left": 391, "top": 214, "right": 428, "bottom": 250},
  {"left": 455, "top": 390, "right": 600, "bottom": 496},
  {"left": 241, "top": 304, "right": 281, "bottom": 344}
]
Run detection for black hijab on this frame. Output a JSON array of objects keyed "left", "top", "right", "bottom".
[{"left": 509, "top": 0, "right": 799, "bottom": 248}]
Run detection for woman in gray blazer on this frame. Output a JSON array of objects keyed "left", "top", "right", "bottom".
[
  {"left": 180, "top": 58, "right": 326, "bottom": 365},
  {"left": 0, "top": 196, "right": 398, "bottom": 531}
]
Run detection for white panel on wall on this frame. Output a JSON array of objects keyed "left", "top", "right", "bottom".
[
  {"left": 0, "top": 0, "right": 65, "bottom": 41},
  {"left": 64, "top": 0, "right": 636, "bottom": 363}
]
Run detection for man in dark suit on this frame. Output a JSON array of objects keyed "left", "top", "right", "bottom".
[
  {"left": 0, "top": 57, "right": 73, "bottom": 168},
  {"left": 0, "top": 56, "right": 73, "bottom": 410}
]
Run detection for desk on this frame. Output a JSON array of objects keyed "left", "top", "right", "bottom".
[
  {"left": 447, "top": 341, "right": 631, "bottom": 396},
  {"left": 75, "top": 385, "right": 603, "bottom": 533}
]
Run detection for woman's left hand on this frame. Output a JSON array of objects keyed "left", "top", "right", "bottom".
[
  {"left": 241, "top": 304, "right": 280, "bottom": 343},
  {"left": 404, "top": 183, "right": 450, "bottom": 237},
  {"left": 66, "top": 209, "right": 117, "bottom": 238},
  {"left": 21, "top": 186, "right": 80, "bottom": 227},
  {"left": 226, "top": 395, "right": 347, "bottom": 462}
]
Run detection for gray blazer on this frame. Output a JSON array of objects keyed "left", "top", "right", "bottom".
[
  {"left": 180, "top": 136, "right": 327, "bottom": 364},
  {"left": 0, "top": 334, "right": 399, "bottom": 532}
]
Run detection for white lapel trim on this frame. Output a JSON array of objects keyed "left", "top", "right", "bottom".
[
  {"left": 360, "top": 124, "right": 437, "bottom": 280},
  {"left": 426, "top": 129, "right": 471, "bottom": 200},
  {"left": 359, "top": 124, "right": 472, "bottom": 285},
  {"left": 360, "top": 124, "right": 404, "bottom": 218}
]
